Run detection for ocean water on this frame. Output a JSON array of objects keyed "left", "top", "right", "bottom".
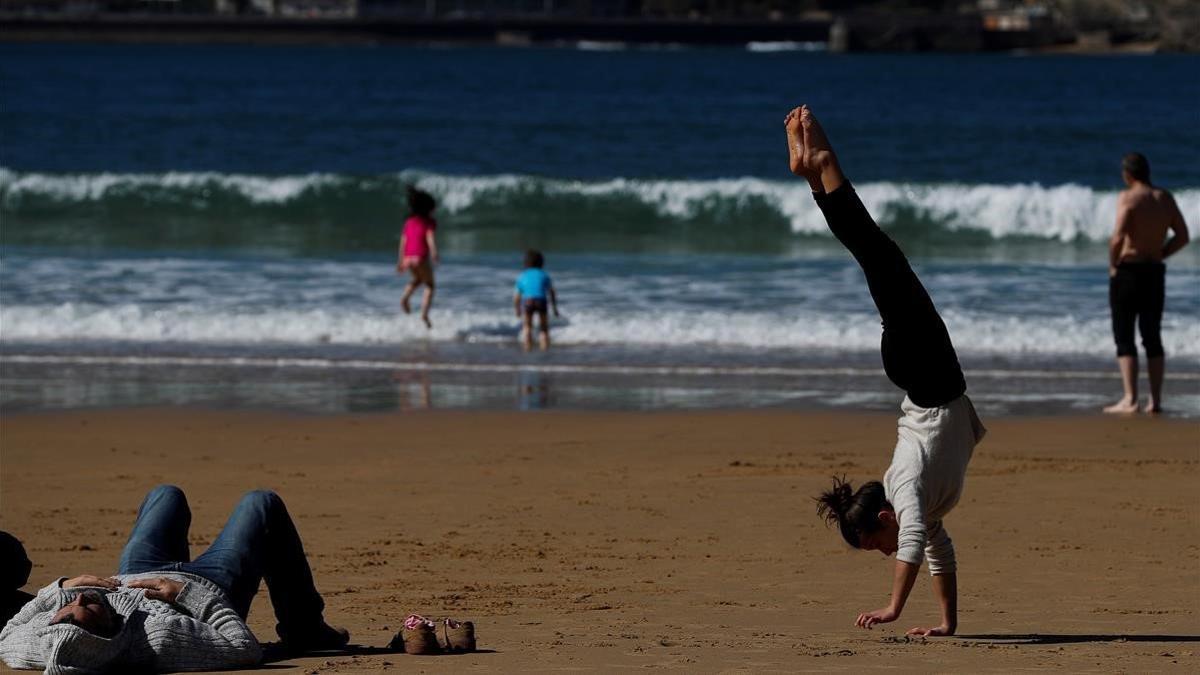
[{"left": 1, "top": 44, "right": 1198, "bottom": 415}]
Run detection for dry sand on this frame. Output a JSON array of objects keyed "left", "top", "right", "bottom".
[{"left": 2, "top": 408, "right": 1198, "bottom": 672}]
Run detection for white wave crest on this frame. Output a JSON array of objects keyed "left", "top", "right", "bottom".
[
  {"left": 3, "top": 167, "right": 1197, "bottom": 243},
  {"left": 419, "top": 172, "right": 1199, "bottom": 243},
  {"left": 0, "top": 167, "right": 343, "bottom": 204}
]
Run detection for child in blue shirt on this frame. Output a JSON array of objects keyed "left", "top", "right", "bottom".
[{"left": 513, "top": 249, "right": 560, "bottom": 351}]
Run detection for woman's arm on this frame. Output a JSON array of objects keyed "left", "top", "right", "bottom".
[
  {"left": 905, "top": 572, "right": 957, "bottom": 636},
  {"left": 907, "top": 524, "right": 958, "bottom": 635},
  {"left": 397, "top": 234, "right": 406, "bottom": 271},
  {"left": 856, "top": 560, "right": 919, "bottom": 629}
]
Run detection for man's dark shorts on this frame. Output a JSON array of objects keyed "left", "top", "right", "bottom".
[{"left": 1109, "top": 261, "right": 1165, "bottom": 358}]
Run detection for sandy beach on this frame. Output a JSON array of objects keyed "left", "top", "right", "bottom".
[{"left": 1, "top": 408, "right": 1197, "bottom": 672}]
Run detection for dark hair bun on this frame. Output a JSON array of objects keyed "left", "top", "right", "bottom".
[{"left": 815, "top": 475, "right": 854, "bottom": 527}]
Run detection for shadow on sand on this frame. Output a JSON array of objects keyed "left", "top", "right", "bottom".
[
  {"left": 261, "top": 644, "right": 497, "bottom": 664},
  {"left": 956, "top": 634, "right": 1200, "bottom": 645}
]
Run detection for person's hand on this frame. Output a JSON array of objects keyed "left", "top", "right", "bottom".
[
  {"left": 126, "top": 577, "right": 186, "bottom": 603},
  {"left": 907, "top": 624, "right": 955, "bottom": 637},
  {"left": 62, "top": 575, "right": 119, "bottom": 590},
  {"left": 1109, "top": 265, "right": 1117, "bottom": 278},
  {"left": 396, "top": 262, "right": 404, "bottom": 273},
  {"left": 855, "top": 606, "right": 898, "bottom": 629},
  {"left": 553, "top": 309, "right": 561, "bottom": 318}
]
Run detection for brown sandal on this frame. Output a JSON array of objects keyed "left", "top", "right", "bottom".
[
  {"left": 440, "top": 617, "right": 476, "bottom": 652},
  {"left": 390, "top": 614, "right": 442, "bottom": 655}
]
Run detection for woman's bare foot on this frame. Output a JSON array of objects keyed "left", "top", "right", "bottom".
[
  {"left": 1143, "top": 400, "right": 1162, "bottom": 415},
  {"left": 1102, "top": 397, "right": 1140, "bottom": 414},
  {"left": 798, "top": 106, "right": 845, "bottom": 193},
  {"left": 785, "top": 106, "right": 824, "bottom": 191},
  {"left": 785, "top": 107, "right": 807, "bottom": 175}
]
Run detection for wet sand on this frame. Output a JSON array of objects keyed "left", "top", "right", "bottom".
[{"left": 2, "top": 409, "right": 1197, "bottom": 672}]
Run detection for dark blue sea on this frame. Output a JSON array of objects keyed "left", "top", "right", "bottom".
[{"left": 1, "top": 43, "right": 1197, "bottom": 414}]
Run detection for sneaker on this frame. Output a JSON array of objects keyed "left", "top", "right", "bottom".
[{"left": 440, "top": 617, "right": 476, "bottom": 652}]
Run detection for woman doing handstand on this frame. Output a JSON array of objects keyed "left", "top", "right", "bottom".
[{"left": 786, "top": 106, "right": 986, "bottom": 637}]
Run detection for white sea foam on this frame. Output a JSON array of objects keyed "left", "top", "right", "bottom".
[
  {"left": 575, "top": 40, "right": 629, "bottom": 51},
  {"left": 3, "top": 303, "right": 1197, "bottom": 360},
  {"left": 746, "top": 41, "right": 827, "bottom": 52}
]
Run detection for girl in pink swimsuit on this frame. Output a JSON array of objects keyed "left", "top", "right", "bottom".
[{"left": 397, "top": 186, "right": 439, "bottom": 328}]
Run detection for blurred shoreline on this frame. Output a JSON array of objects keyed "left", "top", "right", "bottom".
[{"left": 5, "top": 343, "right": 1199, "bottom": 417}]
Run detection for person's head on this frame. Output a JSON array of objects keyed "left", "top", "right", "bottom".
[
  {"left": 50, "top": 590, "right": 121, "bottom": 638},
  {"left": 0, "top": 530, "right": 32, "bottom": 590},
  {"left": 1121, "top": 152, "right": 1150, "bottom": 186},
  {"left": 406, "top": 185, "right": 436, "bottom": 217},
  {"left": 815, "top": 476, "right": 899, "bottom": 556},
  {"left": 524, "top": 249, "right": 544, "bottom": 269}
]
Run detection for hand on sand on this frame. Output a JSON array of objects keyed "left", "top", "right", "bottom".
[
  {"left": 62, "top": 575, "right": 119, "bottom": 590},
  {"left": 126, "top": 577, "right": 186, "bottom": 603},
  {"left": 907, "top": 624, "right": 955, "bottom": 637},
  {"left": 855, "top": 606, "right": 898, "bottom": 630}
]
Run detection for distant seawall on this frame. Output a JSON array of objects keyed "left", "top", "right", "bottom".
[
  {"left": 0, "top": 15, "right": 831, "bottom": 47},
  {"left": 0, "top": 14, "right": 1074, "bottom": 51}
]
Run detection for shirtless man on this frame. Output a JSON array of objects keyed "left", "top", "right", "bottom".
[{"left": 1104, "top": 152, "right": 1190, "bottom": 414}]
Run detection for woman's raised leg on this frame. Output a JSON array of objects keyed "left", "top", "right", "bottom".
[{"left": 788, "top": 106, "right": 966, "bottom": 407}]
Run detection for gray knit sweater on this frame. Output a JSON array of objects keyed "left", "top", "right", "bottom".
[
  {"left": 884, "top": 394, "right": 986, "bottom": 576},
  {"left": 0, "top": 572, "right": 261, "bottom": 674}
]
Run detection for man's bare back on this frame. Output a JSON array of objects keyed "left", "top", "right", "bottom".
[
  {"left": 1104, "top": 153, "right": 1190, "bottom": 415},
  {"left": 1113, "top": 184, "right": 1186, "bottom": 264}
]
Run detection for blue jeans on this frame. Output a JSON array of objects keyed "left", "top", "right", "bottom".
[{"left": 118, "top": 485, "right": 326, "bottom": 638}]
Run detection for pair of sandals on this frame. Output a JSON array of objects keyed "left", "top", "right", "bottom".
[{"left": 389, "top": 614, "right": 476, "bottom": 655}]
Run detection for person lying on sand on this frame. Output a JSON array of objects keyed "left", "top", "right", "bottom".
[
  {"left": 0, "top": 485, "right": 348, "bottom": 672},
  {"left": 785, "top": 105, "right": 986, "bottom": 637}
]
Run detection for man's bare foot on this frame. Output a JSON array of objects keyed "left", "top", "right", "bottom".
[
  {"left": 421, "top": 313, "right": 432, "bottom": 329},
  {"left": 1143, "top": 401, "right": 1162, "bottom": 415},
  {"left": 1102, "top": 397, "right": 1140, "bottom": 414},
  {"left": 401, "top": 296, "right": 411, "bottom": 314}
]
